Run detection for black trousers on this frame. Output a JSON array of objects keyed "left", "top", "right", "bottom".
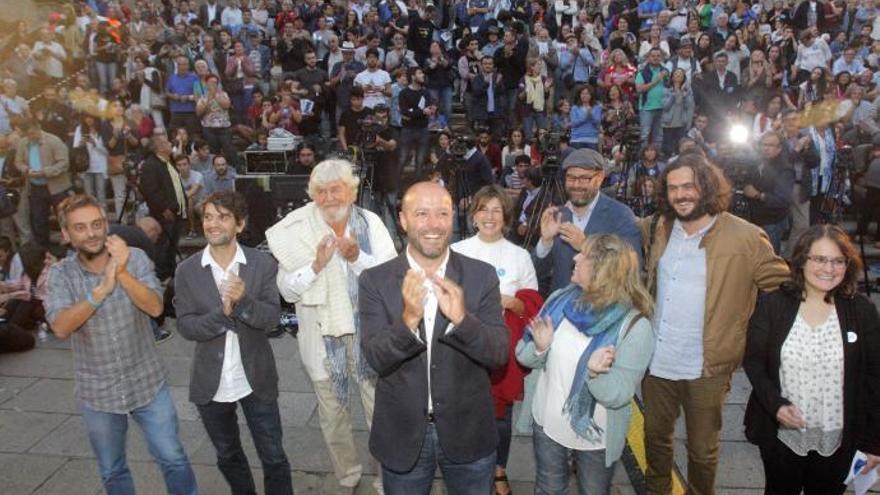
[
  {"left": 156, "top": 216, "right": 183, "bottom": 280},
  {"left": 196, "top": 393, "right": 293, "bottom": 495},
  {"left": 758, "top": 436, "right": 852, "bottom": 495}
]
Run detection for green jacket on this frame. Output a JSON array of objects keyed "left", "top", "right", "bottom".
[{"left": 515, "top": 309, "right": 655, "bottom": 467}]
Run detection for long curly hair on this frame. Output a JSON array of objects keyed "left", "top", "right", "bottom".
[{"left": 656, "top": 152, "right": 732, "bottom": 221}]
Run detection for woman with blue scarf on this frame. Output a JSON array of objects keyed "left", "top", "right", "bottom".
[{"left": 515, "top": 234, "right": 655, "bottom": 494}]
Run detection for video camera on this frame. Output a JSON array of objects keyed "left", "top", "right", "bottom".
[
  {"left": 450, "top": 134, "right": 477, "bottom": 160},
  {"left": 357, "top": 115, "right": 388, "bottom": 149}
]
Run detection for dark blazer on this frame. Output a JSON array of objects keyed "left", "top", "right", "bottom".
[
  {"left": 469, "top": 70, "right": 507, "bottom": 121},
  {"left": 534, "top": 193, "right": 642, "bottom": 293},
  {"left": 793, "top": 0, "right": 829, "bottom": 32},
  {"left": 743, "top": 288, "right": 880, "bottom": 456},
  {"left": 173, "top": 245, "right": 281, "bottom": 405},
  {"left": 139, "top": 153, "right": 186, "bottom": 220},
  {"left": 197, "top": 2, "right": 224, "bottom": 28},
  {"left": 358, "top": 251, "right": 509, "bottom": 472},
  {"left": 696, "top": 70, "right": 739, "bottom": 118}
]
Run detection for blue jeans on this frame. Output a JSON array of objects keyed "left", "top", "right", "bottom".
[
  {"left": 761, "top": 217, "right": 789, "bottom": 255},
  {"left": 533, "top": 423, "right": 613, "bottom": 495},
  {"left": 522, "top": 109, "right": 548, "bottom": 143},
  {"left": 197, "top": 393, "right": 293, "bottom": 495},
  {"left": 428, "top": 87, "right": 454, "bottom": 121},
  {"left": 639, "top": 109, "right": 663, "bottom": 147},
  {"left": 79, "top": 384, "right": 198, "bottom": 495},
  {"left": 398, "top": 127, "right": 431, "bottom": 179},
  {"left": 382, "top": 423, "right": 496, "bottom": 495},
  {"left": 96, "top": 61, "right": 117, "bottom": 96}
]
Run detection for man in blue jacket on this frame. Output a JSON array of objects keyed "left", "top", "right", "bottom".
[{"left": 534, "top": 148, "right": 642, "bottom": 293}]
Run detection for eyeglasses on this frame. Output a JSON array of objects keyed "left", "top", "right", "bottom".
[
  {"left": 565, "top": 173, "right": 600, "bottom": 184},
  {"left": 806, "top": 255, "right": 848, "bottom": 269}
]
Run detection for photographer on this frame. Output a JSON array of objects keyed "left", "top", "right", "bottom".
[
  {"left": 362, "top": 104, "right": 399, "bottom": 240},
  {"left": 744, "top": 132, "right": 796, "bottom": 254},
  {"left": 337, "top": 86, "right": 372, "bottom": 151},
  {"left": 455, "top": 135, "right": 494, "bottom": 217}
]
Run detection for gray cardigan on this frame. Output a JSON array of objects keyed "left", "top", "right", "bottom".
[
  {"left": 661, "top": 85, "right": 695, "bottom": 129},
  {"left": 515, "top": 309, "right": 655, "bottom": 467}
]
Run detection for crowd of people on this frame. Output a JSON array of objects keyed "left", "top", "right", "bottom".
[{"left": 2, "top": 0, "right": 880, "bottom": 494}]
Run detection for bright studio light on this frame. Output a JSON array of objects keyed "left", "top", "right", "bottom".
[{"left": 728, "top": 124, "right": 749, "bottom": 145}]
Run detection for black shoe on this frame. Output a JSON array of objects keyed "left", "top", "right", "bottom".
[
  {"left": 154, "top": 327, "right": 174, "bottom": 344},
  {"left": 267, "top": 326, "right": 287, "bottom": 339}
]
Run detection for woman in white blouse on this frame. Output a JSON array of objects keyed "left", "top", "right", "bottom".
[
  {"left": 515, "top": 234, "right": 655, "bottom": 495},
  {"left": 451, "top": 185, "right": 539, "bottom": 495},
  {"left": 744, "top": 225, "right": 880, "bottom": 493}
]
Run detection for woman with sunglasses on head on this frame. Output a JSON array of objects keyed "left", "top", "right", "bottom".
[{"left": 744, "top": 224, "right": 880, "bottom": 493}]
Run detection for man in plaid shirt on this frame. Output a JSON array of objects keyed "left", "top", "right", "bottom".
[{"left": 46, "top": 194, "right": 198, "bottom": 495}]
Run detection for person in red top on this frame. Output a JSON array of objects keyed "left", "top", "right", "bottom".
[{"left": 274, "top": 0, "right": 300, "bottom": 33}]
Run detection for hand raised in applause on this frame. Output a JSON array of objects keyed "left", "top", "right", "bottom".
[
  {"left": 336, "top": 236, "right": 360, "bottom": 263},
  {"left": 105, "top": 235, "right": 130, "bottom": 275},
  {"left": 431, "top": 274, "right": 466, "bottom": 326},
  {"left": 221, "top": 274, "right": 246, "bottom": 316},
  {"left": 312, "top": 234, "right": 337, "bottom": 273},
  {"left": 529, "top": 316, "right": 554, "bottom": 353},
  {"left": 401, "top": 269, "right": 427, "bottom": 332},
  {"left": 587, "top": 346, "right": 616, "bottom": 377},
  {"left": 540, "top": 206, "right": 561, "bottom": 245},
  {"left": 558, "top": 222, "right": 586, "bottom": 249}
]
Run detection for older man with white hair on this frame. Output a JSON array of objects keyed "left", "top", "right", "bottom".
[{"left": 266, "top": 159, "right": 396, "bottom": 493}]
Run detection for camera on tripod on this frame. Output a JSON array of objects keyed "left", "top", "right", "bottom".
[
  {"left": 450, "top": 134, "right": 477, "bottom": 160},
  {"left": 715, "top": 137, "right": 760, "bottom": 219},
  {"left": 357, "top": 115, "right": 388, "bottom": 149}
]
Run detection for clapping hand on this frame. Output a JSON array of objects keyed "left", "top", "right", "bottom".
[
  {"left": 558, "top": 223, "right": 586, "bottom": 249},
  {"left": 529, "top": 316, "right": 554, "bottom": 353},
  {"left": 401, "top": 269, "right": 427, "bottom": 331},
  {"left": 587, "top": 346, "right": 616, "bottom": 377},
  {"left": 540, "top": 207, "right": 561, "bottom": 245},
  {"left": 94, "top": 258, "right": 118, "bottom": 302},
  {"left": 105, "top": 235, "right": 130, "bottom": 275},
  {"left": 221, "top": 274, "right": 245, "bottom": 316},
  {"left": 312, "top": 234, "right": 337, "bottom": 273},
  {"left": 431, "top": 274, "right": 465, "bottom": 326},
  {"left": 336, "top": 235, "right": 360, "bottom": 263}
]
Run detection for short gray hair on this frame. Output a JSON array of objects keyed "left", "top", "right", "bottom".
[{"left": 307, "top": 159, "right": 360, "bottom": 199}]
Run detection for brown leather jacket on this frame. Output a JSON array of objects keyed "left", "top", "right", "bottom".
[{"left": 642, "top": 212, "right": 790, "bottom": 377}]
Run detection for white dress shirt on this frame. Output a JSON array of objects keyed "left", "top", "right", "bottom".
[
  {"left": 202, "top": 243, "right": 253, "bottom": 403},
  {"left": 405, "top": 246, "right": 451, "bottom": 413}
]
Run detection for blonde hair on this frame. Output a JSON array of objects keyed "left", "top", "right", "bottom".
[{"left": 580, "top": 234, "right": 654, "bottom": 318}]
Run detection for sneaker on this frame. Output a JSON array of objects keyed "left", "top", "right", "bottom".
[{"left": 154, "top": 327, "right": 174, "bottom": 344}]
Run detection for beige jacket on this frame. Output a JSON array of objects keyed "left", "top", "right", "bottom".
[
  {"left": 16, "top": 131, "right": 72, "bottom": 195},
  {"left": 643, "top": 212, "right": 790, "bottom": 377}
]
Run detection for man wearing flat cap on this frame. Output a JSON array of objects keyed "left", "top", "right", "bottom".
[{"left": 534, "top": 148, "right": 642, "bottom": 293}]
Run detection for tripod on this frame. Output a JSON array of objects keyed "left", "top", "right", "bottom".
[{"left": 522, "top": 162, "right": 566, "bottom": 249}]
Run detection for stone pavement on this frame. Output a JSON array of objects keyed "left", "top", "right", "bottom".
[{"left": 0, "top": 318, "right": 874, "bottom": 494}]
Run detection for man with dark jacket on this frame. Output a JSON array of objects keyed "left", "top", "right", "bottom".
[
  {"left": 174, "top": 191, "right": 292, "bottom": 495},
  {"left": 139, "top": 133, "right": 187, "bottom": 279},
  {"left": 696, "top": 52, "right": 740, "bottom": 141},
  {"left": 359, "top": 181, "right": 508, "bottom": 494},
  {"left": 744, "top": 132, "right": 797, "bottom": 254},
  {"left": 399, "top": 67, "right": 435, "bottom": 179},
  {"left": 470, "top": 56, "right": 507, "bottom": 138},
  {"left": 493, "top": 29, "right": 527, "bottom": 129}
]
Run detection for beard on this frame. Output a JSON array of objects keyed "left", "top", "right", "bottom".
[
  {"left": 673, "top": 199, "right": 707, "bottom": 222},
  {"left": 320, "top": 205, "right": 351, "bottom": 224},
  {"left": 77, "top": 242, "right": 107, "bottom": 260},
  {"left": 568, "top": 188, "right": 597, "bottom": 207}
]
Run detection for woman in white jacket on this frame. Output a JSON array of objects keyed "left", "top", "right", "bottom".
[{"left": 73, "top": 114, "right": 109, "bottom": 209}]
